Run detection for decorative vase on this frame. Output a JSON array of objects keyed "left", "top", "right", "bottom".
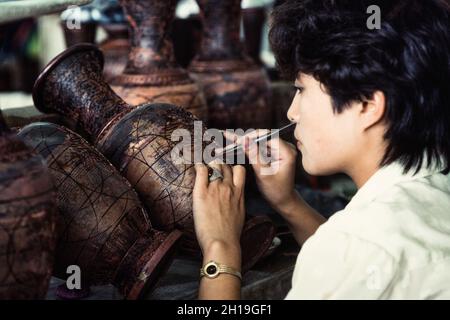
[
  {"left": 100, "top": 23, "right": 130, "bottom": 81},
  {"left": 32, "top": 44, "right": 275, "bottom": 271},
  {"left": 61, "top": 20, "right": 97, "bottom": 48},
  {"left": 242, "top": 6, "right": 267, "bottom": 66},
  {"left": 171, "top": 15, "right": 203, "bottom": 68},
  {"left": 110, "top": 0, "right": 207, "bottom": 121},
  {"left": 0, "top": 110, "right": 56, "bottom": 299},
  {"left": 18, "top": 122, "right": 182, "bottom": 299},
  {"left": 189, "top": 0, "right": 272, "bottom": 130}
]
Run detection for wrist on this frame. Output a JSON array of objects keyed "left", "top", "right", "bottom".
[
  {"left": 202, "top": 240, "right": 241, "bottom": 271},
  {"left": 273, "top": 189, "right": 304, "bottom": 217}
]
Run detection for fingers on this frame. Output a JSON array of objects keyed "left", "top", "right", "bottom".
[
  {"left": 232, "top": 165, "right": 246, "bottom": 189},
  {"left": 221, "top": 130, "right": 238, "bottom": 143},
  {"left": 194, "top": 163, "right": 209, "bottom": 192},
  {"left": 266, "top": 138, "right": 297, "bottom": 162},
  {"left": 221, "top": 164, "right": 233, "bottom": 182},
  {"left": 207, "top": 160, "right": 233, "bottom": 184}
]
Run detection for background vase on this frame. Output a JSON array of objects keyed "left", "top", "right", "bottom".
[
  {"left": 110, "top": 0, "right": 207, "bottom": 121},
  {"left": 171, "top": 15, "right": 203, "bottom": 68},
  {"left": 61, "top": 20, "right": 97, "bottom": 48},
  {"left": 100, "top": 23, "right": 130, "bottom": 82},
  {"left": 33, "top": 44, "right": 275, "bottom": 271},
  {"left": 242, "top": 6, "right": 266, "bottom": 66},
  {"left": 18, "top": 122, "right": 181, "bottom": 299},
  {"left": 189, "top": 0, "right": 272, "bottom": 130},
  {"left": 0, "top": 110, "right": 56, "bottom": 299}
]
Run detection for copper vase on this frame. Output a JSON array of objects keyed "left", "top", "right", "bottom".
[
  {"left": 110, "top": 0, "right": 207, "bottom": 121},
  {"left": 32, "top": 44, "right": 275, "bottom": 271},
  {"left": 189, "top": 0, "right": 272, "bottom": 130},
  {"left": 18, "top": 122, "right": 182, "bottom": 299},
  {"left": 61, "top": 21, "right": 97, "bottom": 48},
  {"left": 243, "top": 7, "right": 266, "bottom": 66},
  {"left": 0, "top": 111, "right": 56, "bottom": 299},
  {"left": 100, "top": 23, "right": 130, "bottom": 82}
]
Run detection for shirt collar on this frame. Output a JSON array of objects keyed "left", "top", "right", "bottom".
[{"left": 346, "top": 156, "right": 446, "bottom": 210}]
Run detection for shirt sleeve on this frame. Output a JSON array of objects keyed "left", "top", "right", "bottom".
[{"left": 285, "top": 226, "right": 399, "bottom": 300}]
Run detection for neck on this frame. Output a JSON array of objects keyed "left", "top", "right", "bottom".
[
  {"left": 346, "top": 139, "right": 387, "bottom": 189},
  {"left": 195, "top": 0, "right": 246, "bottom": 61},
  {"left": 120, "top": 0, "right": 178, "bottom": 72},
  {"left": 33, "top": 45, "right": 131, "bottom": 140}
]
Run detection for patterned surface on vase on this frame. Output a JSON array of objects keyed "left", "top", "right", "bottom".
[
  {"left": 111, "top": 0, "right": 207, "bottom": 120},
  {"left": 0, "top": 111, "right": 56, "bottom": 299},
  {"left": 33, "top": 45, "right": 200, "bottom": 232},
  {"left": 190, "top": 0, "right": 271, "bottom": 130},
  {"left": 18, "top": 122, "right": 182, "bottom": 299}
]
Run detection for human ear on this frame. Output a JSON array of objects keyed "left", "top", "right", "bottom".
[{"left": 359, "top": 91, "right": 386, "bottom": 131}]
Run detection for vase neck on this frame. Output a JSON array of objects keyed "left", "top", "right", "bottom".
[
  {"left": 120, "top": 0, "right": 179, "bottom": 72},
  {"left": 103, "top": 23, "right": 129, "bottom": 40},
  {"left": 196, "top": 0, "right": 246, "bottom": 61},
  {"left": 34, "top": 46, "right": 131, "bottom": 140}
]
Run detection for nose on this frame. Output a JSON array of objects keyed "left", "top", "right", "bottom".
[{"left": 287, "top": 96, "right": 299, "bottom": 123}]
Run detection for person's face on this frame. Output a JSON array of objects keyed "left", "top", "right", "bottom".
[{"left": 287, "top": 74, "right": 361, "bottom": 175}]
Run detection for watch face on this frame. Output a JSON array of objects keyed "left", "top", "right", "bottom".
[
  {"left": 206, "top": 265, "right": 217, "bottom": 275},
  {"left": 205, "top": 261, "right": 219, "bottom": 277}
]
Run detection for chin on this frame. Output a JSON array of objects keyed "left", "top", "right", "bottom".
[{"left": 302, "top": 158, "right": 335, "bottom": 176}]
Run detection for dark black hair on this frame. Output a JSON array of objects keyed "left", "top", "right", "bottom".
[{"left": 270, "top": 0, "right": 450, "bottom": 174}]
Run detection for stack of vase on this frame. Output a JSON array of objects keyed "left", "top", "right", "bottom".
[
  {"left": 32, "top": 44, "right": 275, "bottom": 272},
  {"left": 0, "top": 110, "right": 57, "bottom": 299},
  {"left": 18, "top": 122, "right": 181, "bottom": 299},
  {"left": 110, "top": 0, "right": 208, "bottom": 121}
]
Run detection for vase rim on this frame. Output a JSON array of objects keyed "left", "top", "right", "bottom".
[
  {"left": 119, "top": 229, "right": 183, "bottom": 299},
  {"left": 32, "top": 43, "right": 104, "bottom": 114}
]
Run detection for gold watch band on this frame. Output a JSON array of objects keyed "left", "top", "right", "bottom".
[{"left": 200, "top": 260, "right": 242, "bottom": 281}]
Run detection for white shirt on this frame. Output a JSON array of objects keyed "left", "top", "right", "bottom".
[{"left": 286, "top": 159, "right": 450, "bottom": 299}]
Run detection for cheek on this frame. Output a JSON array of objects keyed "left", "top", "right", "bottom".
[{"left": 300, "top": 114, "right": 350, "bottom": 174}]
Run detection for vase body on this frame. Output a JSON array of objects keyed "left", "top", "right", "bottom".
[
  {"left": 18, "top": 122, "right": 181, "bottom": 299},
  {"left": 33, "top": 44, "right": 275, "bottom": 271},
  {"left": 111, "top": 0, "right": 207, "bottom": 121},
  {"left": 0, "top": 111, "right": 56, "bottom": 299},
  {"left": 189, "top": 0, "right": 272, "bottom": 130}
]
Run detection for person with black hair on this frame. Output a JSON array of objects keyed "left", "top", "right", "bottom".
[{"left": 192, "top": 0, "right": 450, "bottom": 299}]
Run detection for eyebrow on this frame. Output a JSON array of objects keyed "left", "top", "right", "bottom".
[{"left": 295, "top": 77, "right": 304, "bottom": 85}]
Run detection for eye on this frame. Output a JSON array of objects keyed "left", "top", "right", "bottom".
[{"left": 294, "top": 85, "right": 304, "bottom": 95}]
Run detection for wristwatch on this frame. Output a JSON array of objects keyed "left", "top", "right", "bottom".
[{"left": 200, "top": 260, "right": 242, "bottom": 281}]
